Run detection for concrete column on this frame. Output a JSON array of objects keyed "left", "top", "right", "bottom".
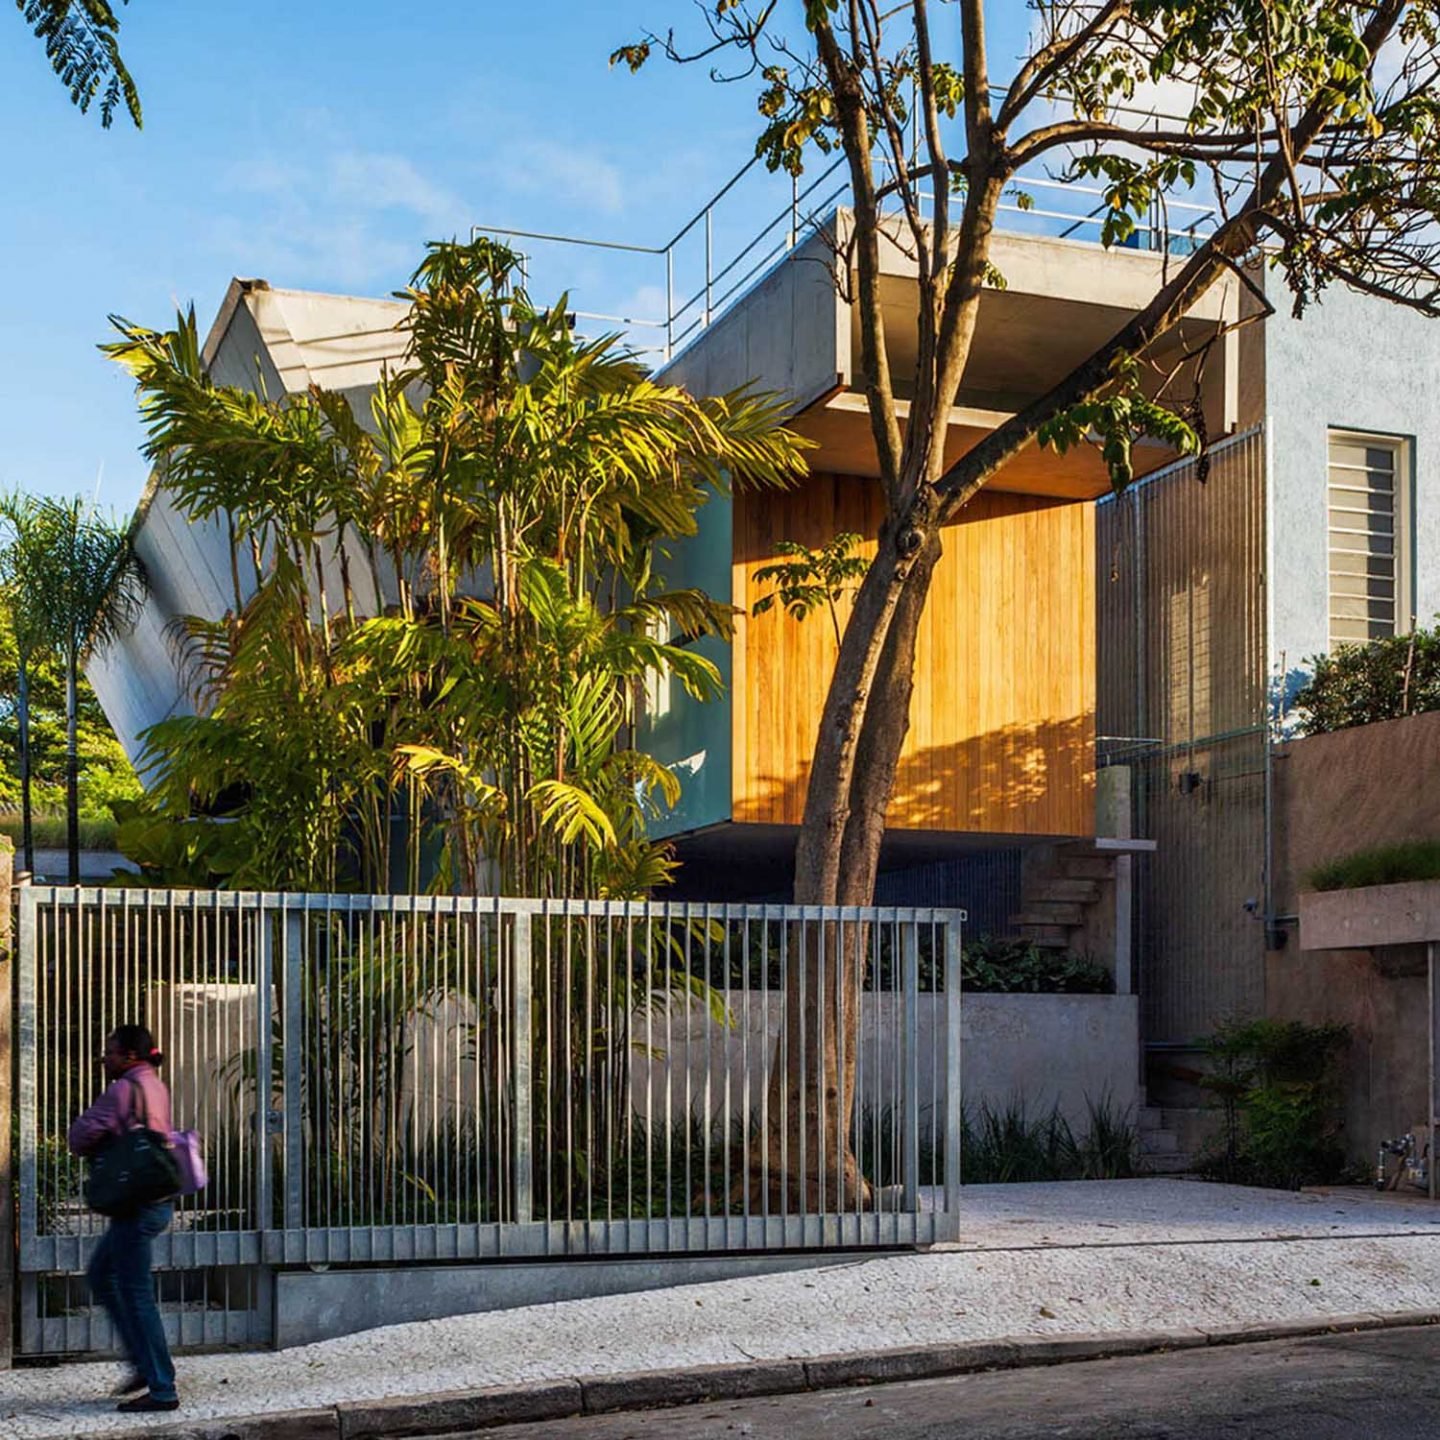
[{"left": 1096, "top": 767, "right": 1135, "bottom": 997}]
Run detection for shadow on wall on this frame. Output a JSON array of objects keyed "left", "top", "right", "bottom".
[{"left": 736, "top": 713, "right": 1096, "bottom": 837}]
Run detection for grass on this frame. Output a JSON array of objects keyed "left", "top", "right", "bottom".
[
  {"left": 1306, "top": 838, "right": 1440, "bottom": 892},
  {"left": 0, "top": 812, "right": 119, "bottom": 851}
]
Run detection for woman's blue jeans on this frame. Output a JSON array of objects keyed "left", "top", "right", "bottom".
[{"left": 86, "top": 1202, "right": 176, "bottom": 1402}]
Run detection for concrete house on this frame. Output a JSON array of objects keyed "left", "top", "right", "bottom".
[{"left": 88, "top": 194, "right": 1440, "bottom": 1156}]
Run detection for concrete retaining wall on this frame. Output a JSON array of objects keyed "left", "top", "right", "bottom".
[
  {"left": 1268, "top": 712, "right": 1440, "bottom": 1164},
  {"left": 633, "top": 993, "right": 1140, "bottom": 1137}
]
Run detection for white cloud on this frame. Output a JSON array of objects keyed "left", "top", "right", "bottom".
[
  {"left": 487, "top": 139, "right": 626, "bottom": 216},
  {"left": 210, "top": 147, "right": 469, "bottom": 290}
]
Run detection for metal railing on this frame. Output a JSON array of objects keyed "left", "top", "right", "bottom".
[
  {"left": 475, "top": 126, "right": 1217, "bottom": 363},
  {"left": 15, "top": 888, "right": 963, "bottom": 1355}
]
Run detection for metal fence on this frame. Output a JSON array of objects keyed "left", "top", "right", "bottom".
[
  {"left": 1097, "top": 426, "right": 1270, "bottom": 1049},
  {"left": 15, "top": 888, "right": 963, "bottom": 1356}
]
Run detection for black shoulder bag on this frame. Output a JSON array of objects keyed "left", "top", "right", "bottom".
[{"left": 84, "top": 1075, "right": 182, "bottom": 1218}]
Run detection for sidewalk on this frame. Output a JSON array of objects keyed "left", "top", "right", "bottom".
[{"left": 4, "top": 1180, "right": 1439, "bottom": 1438}]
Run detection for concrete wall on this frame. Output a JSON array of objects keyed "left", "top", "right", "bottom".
[
  {"left": 658, "top": 227, "right": 847, "bottom": 412},
  {"left": 1263, "top": 276, "right": 1440, "bottom": 678},
  {"left": 633, "top": 992, "right": 1140, "bottom": 1138},
  {"left": 1267, "top": 711, "right": 1440, "bottom": 1164}
]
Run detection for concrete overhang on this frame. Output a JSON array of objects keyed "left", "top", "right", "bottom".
[{"left": 660, "top": 214, "right": 1241, "bottom": 500}]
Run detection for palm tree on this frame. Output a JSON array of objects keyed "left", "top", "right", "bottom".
[
  {"left": 23, "top": 498, "right": 146, "bottom": 882},
  {"left": 0, "top": 493, "right": 53, "bottom": 874}
]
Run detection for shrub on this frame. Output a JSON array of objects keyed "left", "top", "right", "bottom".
[
  {"left": 960, "top": 1095, "right": 1139, "bottom": 1184},
  {"left": 960, "top": 935, "right": 1114, "bottom": 995},
  {"left": 1293, "top": 623, "right": 1440, "bottom": 735},
  {"left": 1306, "top": 839, "right": 1440, "bottom": 892},
  {"left": 1195, "top": 1019, "right": 1349, "bottom": 1190}
]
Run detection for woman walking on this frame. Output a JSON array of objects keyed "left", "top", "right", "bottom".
[{"left": 68, "top": 1024, "right": 180, "bottom": 1414}]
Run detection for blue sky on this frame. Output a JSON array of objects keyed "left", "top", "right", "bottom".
[{"left": 2, "top": 2, "right": 1033, "bottom": 518}]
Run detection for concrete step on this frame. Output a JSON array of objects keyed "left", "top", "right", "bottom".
[
  {"left": 1029, "top": 878, "right": 1102, "bottom": 904},
  {"left": 1059, "top": 856, "right": 1116, "bottom": 881},
  {"left": 1138, "top": 1106, "right": 1166, "bottom": 1133},
  {"left": 1139, "top": 1129, "right": 1180, "bottom": 1156},
  {"left": 1010, "top": 904, "right": 1085, "bottom": 926},
  {"left": 1013, "top": 924, "right": 1071, "bottom": 946},
  {"left": 1137, "top": 1150, "right": 1197, "bottom": 1176}
]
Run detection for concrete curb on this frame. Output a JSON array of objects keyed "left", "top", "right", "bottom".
[{"left": 97, "top": 1310, "right": 1440, "bottom": 1440}]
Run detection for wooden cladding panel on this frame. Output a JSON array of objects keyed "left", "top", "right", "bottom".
[{"left": 732, "top": 475, "right": 1096, "bottom": 836}]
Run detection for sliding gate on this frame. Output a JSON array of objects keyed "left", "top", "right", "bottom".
[{"left": 15, "top": 888, "right": 963, "bottom": 1355}]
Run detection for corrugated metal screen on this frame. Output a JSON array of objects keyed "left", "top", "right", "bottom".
[{"left": 1097, "top": 427, "right": 1269, "bottom": 1047}]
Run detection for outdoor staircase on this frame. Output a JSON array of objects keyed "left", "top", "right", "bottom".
[
  {"left": 1137, "top": 1105, "right": 1195, "bottom": 1174},
  {"left": 1007, "top": 842, "right": 1120, "bottom": 951}
]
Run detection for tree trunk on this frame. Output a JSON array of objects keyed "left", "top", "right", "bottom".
[
  {"left": 16, "top": 659, "right": 34, "bottom": 876},
  {"left": 65, "top": 651, "right": 79, "bottom": 886},
  {"left": 762, "top": 519, "right": 943, "bottom": 1210}
]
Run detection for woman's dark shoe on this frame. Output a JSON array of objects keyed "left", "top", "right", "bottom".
[
  {"left": 110, "top": 1370, "right": 147, "bottom": 1398},
  {"left": 116, "top": 1394, "right": 179, "bottom": 1413}
]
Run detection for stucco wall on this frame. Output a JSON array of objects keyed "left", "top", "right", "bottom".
[
  {"left": 1263, "top": 277, "right": 1440, "bottom": 678},
  {"left": 631, "top": 992, "right": 1141, "bottom": 1139},
  {"left": 1267, "top": 710, "right": 1440, "bottom": 1164}
]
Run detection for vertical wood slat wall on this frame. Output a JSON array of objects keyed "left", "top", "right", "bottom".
[{"left": 731, "top": 475, "right": 1097, "bottom": 837}]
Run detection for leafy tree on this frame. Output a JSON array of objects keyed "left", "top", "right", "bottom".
[
  {"left": 14, "top": 0, "right": 141, "bottom": 127},
  {"left": 618, "top": 0, "right": 1440, "bottom": 1204},
  {"left": 103, "top": 237, "right": 808, "bottom": 896},
  {"left": 752, "top": 531, "right": 867, "bottom": 646}
]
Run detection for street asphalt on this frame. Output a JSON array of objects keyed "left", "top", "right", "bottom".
[{"left": 477, "top": 1325, "right": 1440, "bottom": 1439}]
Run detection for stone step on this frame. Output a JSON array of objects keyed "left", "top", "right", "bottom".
[
  {"left": 1139, "top": 1129, "right": 1180, "bottom": 1155},
  {"left": 1138, "top": 1106, "right": 1166, "bottom": 1133},
  {"left": 1009, "top": 904, "right": 1085, "bottom": 927}
]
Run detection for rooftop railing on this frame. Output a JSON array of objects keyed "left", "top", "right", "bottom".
[{"left": 475, "top": 113, "right": 1218, "bottom": 364}]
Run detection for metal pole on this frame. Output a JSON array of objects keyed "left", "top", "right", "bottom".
[
  {"left": 0, "top": 842, "right": 13, "bottom": 1368},
  {"left": 283, "top": 907, "right": 305, "bottom": 1244},
  {"left": 943, "top": 912, "right": 963, "bottom": 1235},
  {"left": 1429, "top": 941, "right": 1438, "bottom": 1203},
  {"left": 790, "top": 173, "right": 799, "bottom": 249},
  {"left": 665, "top": 248, "right": 675, "bottom": 362},
  {"left": 704, "top": 209, "right": 713, "bottom": 328},
  {"left": 256, "top": 901, "right": 275, "bottom": 1255},
  {"left": 902, "top": 918, "right": 920, "bottom": 1215}
]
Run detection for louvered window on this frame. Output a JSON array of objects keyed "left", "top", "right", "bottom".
[{"left": 1327, "top": 433, "right": 1407, "bottom": 646}]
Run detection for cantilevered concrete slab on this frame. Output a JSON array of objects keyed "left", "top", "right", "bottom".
[{"left": 660, "top": 215, "right": 1241, "bottom": 498}]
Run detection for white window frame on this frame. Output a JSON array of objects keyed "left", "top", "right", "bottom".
[{"left": 1326, "top": 429, "right": 1413, "bottom": 648}]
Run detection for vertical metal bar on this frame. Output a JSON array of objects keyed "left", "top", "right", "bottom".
[
  {"left": 16, "top": 891, "right": 38, "bottom": 1264},
  {"left": 255, "top": 901, "right": 275, "bottom": 1241},
  {"left": 704, "top": 209, "right": 713, "bottom": 328},
  {"left": 283, "top": 906, "right": 304, "bottom": 1237},
  {"left": 944, "top": 914, "right": 963, "bottom": 1227},
  {"left": 902, "top": 918, "right": 920, "bottom": 1213},
  {"left": 1430, "top": 941, "right": 1438, "bottom": 1202},
  {"left": 511, "top": 912, "right": 533, "bottom": 1225},
  {"left": 789, "top": 172, "right": 799, "bottom": 248},
  {"left": 665, "top": 248, "right": 674, "bottom": 361}
]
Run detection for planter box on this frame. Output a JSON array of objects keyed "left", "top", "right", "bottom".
[{"left": 1299, "top": 879, "right": 1440, "bottom": 952}]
